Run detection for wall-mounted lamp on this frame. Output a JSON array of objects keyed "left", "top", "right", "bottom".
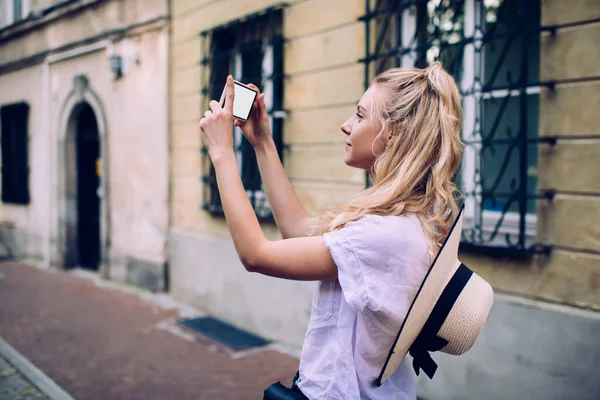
[{"left": 109, "top": 54, "right": 123, "bottom": 80}]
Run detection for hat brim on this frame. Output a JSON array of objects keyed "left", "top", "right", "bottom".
[{"left": 376, "top": 204, "right": 465, "bottom": 385}]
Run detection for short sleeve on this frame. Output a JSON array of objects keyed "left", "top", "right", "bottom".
[
  {"left": 323, "top": 225, "right": 366, "bottom": 311},
  {"left": 323, "top": 215, "right": 429, "bottom": 313}
]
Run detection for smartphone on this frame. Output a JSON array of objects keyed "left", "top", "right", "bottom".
[{"left": 219, "top": 80, "right": 258, "bottom": 121}]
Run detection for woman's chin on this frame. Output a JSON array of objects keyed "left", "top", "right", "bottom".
[
  {"left": 344, "top": 157, "right": 368, "bottom": 171},
  {"left": 343, "top": 154, "right": 354, "bottom": 167}
]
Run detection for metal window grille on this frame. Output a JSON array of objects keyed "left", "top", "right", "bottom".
[
  {"left": 200, "top": 7, "right": 285, "bottom": 221},
  {"left": 360, "top": 0, "right": 553, "bottom": 255},
  {"left": 0, "top": 102, "right": 30, "bottom": 205}
]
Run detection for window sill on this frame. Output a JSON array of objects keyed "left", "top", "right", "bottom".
[
  {"left": 461, "top": 210, "right": 545, "bottom": 255},
  {"left": 202, "top": 204, "right": 275, "bottom": 223}
]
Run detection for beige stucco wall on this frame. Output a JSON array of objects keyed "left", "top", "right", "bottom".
[
  {"left": 0, "top": 0, "right": 168, "bottom": 66},
  {"left": 169, "top": 0, "right": 600, "bottom": 349},
  {"left": 168, "top": 0, "right": 600, "bottom": 397},
  {"left": 0, "top": 64, "right": 46, "bottom": 256},
  {"left": 463, "top": 0, "right": 600, "bottom": 311},
  {"left": 47, "top": 31, "right": 170, "bottom": 268},
  {"left": 169, "top": 0, "right": 367, "bottom": 348},
  {"left": 171, "top": 0, "right": 366, "bottom": 236},
  {"left": 0, "top": 0, "right": 170, "bottom": 287}
]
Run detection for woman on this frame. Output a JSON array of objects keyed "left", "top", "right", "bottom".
[{"left": 199, "top": 62, "right": 463, "bottom": 399}]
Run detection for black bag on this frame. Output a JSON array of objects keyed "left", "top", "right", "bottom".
[{"left": 263, "top": 382, "right": 308, "bottom": 400}]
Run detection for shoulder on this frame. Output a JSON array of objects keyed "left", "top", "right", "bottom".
[
  {"left": 324, "top": 214, "right": 429, "bottom": 261},
  {"left": 323, "top": 213, "right": 431, "bottom": 312}
]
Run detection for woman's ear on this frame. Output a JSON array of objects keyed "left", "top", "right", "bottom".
[{"left": 386, "top": 135, "right": 397, "bottom": 147}]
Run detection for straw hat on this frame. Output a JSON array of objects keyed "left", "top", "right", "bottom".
[{"left": 376, "top": 205, "right": 494, "bottom": 385}]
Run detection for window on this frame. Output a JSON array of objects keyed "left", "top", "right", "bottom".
[
  {"left": 1, "top": 102, "right": 30, "bottom": 205},
  {"left": 362, "top": 0, "right": 544, "bottom": 253},
  {"left": 13, "top": 0, "right": 23, "bottom": 22},
  {"left": 2, "top": 0, "right": 29, "bottom": 27},
  {"left": 200, "top": 7, "right": 285, "bottom": 220}
]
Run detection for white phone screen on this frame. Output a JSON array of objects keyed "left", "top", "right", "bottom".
[
  {"left": 219, "top": 81, "right": 257, "bottom": 121},
  {"left": 233, "top": 82, "right": 257, "bottom": 120}
]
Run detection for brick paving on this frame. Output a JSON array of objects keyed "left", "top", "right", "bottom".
[
  {"left": 0, "top": 261, "right": 299, "bottom": 400},
  {"left": 0, "top": 354, "right": 48, "bottom": 400}
]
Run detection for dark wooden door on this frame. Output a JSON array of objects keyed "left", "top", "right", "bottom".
[{"left": 76, "top": 104, "right": 100, "bottom": 271}]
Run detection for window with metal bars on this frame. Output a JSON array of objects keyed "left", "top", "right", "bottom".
[
  {"left": 2, "top": 0, "right": 26, "bottom": 26},
  {"left": 200, "top": 7, "right": 285, "bottom": 220},
  {"left": 0, "top": 102, "right": 30, "bottom": 205},
  {"left": 13, "top": 0, "right": 23, "bottom": 22},
  {"left": 361, "top": 0, "right": 551, "bottom": 255}
]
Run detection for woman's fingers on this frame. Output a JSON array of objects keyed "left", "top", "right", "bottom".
[
  {"left": 208, "top": 100, "right": 221, "bottom": 113},
  {"left": 204, "top": 110, "right": 212, "bottom": 118},
  {"left": 257, "top": 94, "right": 265, "bottom": 112},
  {"left": 208, "top": 100, "right": 219, "bottom": 113},
  {"left": 246, "top": 83, "right": 261, "bottom": 94}
]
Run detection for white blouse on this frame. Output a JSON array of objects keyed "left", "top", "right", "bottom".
[{"left": 298, "top": 214, "right": 431, "bottom": 400}]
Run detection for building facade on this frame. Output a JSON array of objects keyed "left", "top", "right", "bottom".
[
  {"left": 170, "top": 0, "right": 600, "bottom": 399},
  {"left": 1, "top": 0, "right": 597, "bottom": 398},
  {"left": 0, "top": 0, "right": 170, "bottom": 290},
  {"left": 169, "top": 0, "right": 368, "bottom": 350}
]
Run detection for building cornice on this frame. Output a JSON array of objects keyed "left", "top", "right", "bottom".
[
  {"left": 0, "top": 15, "right": 169, "bottom": 75},
  {"left": 0, "top": 0, "right": 109, "bottom": 42}
]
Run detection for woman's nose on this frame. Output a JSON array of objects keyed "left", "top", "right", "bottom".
[{"left": 341, "top": 118, "right": 351, "bottom": 136}]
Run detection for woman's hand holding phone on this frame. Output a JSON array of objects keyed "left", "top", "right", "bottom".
[
  {"left": 199, "top": 75, "right": 236, "bottom": 161},
  {"left": 234, "top": 84, "right": 272, "bottom": 149}
]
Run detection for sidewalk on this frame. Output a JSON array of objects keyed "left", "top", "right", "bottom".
[
  {"left": 0, "top": 353, "right": 48, "bottom": 400},
  {"left": 0, "top": 261, "right": 299, "bottom": 399}
]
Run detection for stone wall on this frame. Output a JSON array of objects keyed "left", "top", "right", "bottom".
[
  {"left": 417, "top": 294, "right": 600, "bottom": 400},
  {"left": 170, "top": 0, "right": 366, "bottom": 237},
  {"left": 168, "top": 1, "right": 600, "bottom": 398},
  {"left": 464, "top": 0, "right": 600, "bottom": 311},
  {"left": 432, "top": 1, "right": 600, "bottom": 398},
  {"left": 169, "top": 0, "right": 367, "bottom": 347}
]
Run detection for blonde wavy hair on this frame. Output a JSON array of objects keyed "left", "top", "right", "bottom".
[{"left": 317, "top": 62, "right": 463, "bottom": 258}]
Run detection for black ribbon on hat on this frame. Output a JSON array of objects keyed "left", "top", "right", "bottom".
[{"left": 408, "top": 263, "right": 473, "bottom": 379}]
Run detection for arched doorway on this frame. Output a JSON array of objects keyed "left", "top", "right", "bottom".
[
  {"left": 64, "top": 102, "right": 101, "bottom": 270},
  {"left": 74, "top": 104, "right": 101, "bottom": 270},
  {"left": 57, "top": 75, "right": 109, "bottom": 275}
]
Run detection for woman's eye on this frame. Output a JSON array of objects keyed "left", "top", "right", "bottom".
[{"left": 356, "top": 113, "right": 364, "bottom": 120}]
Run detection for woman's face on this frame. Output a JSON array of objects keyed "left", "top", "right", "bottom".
[{"left": 341, "top": 85, "right": 389, "bottom": 170}]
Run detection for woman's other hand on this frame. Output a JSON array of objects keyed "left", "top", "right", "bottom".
[
  {"left": 234, "top": 83, "right": 272, "bottom": 148},
  {"left": 199, "top": 75, "right": 235, "bottom": 160}
]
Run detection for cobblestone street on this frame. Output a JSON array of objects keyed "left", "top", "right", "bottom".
[{"left": 0, "top": 355, "right": 48, "bottom": 400}]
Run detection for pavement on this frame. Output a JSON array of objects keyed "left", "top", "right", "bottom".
[
  {"left": 0, "top": 261, "right": 299, "bottom": 400},
  {"left": 0, "top": 353, "right": 48, "bottom": 400}
]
